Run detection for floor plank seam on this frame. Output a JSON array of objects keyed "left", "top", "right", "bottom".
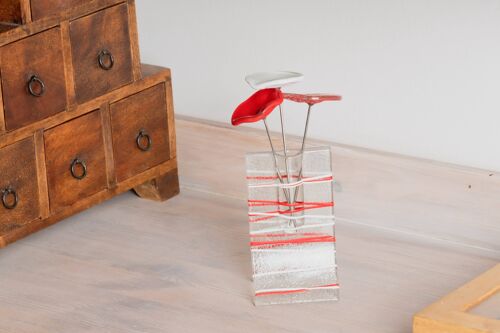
[{"left": 180, "top": 184, "right": 500, "bottom": 258}]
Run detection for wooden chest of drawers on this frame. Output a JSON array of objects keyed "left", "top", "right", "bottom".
[{"left": 0, "top": 0, "right": 179, "bottom": 247}]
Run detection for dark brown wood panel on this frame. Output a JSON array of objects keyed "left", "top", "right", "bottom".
[
  {"left": 70, "top": 3, "right": 133, "bottom": 104},
  {"left": 110, "top": 83, "right": 170, "bottom": 182},
  {"left": 30, "top": 0, "right": 88, "bottom": 21},
  {"left": 0, "top": 65, "right": 171, "bottom": 151},
  {"left": 0, "top": 137, "right": 40, "bottom": 234},
  {"left": 1, "top": 27, "right": 67, "bottom": 131},
  {"left": 44, "top": 111, "right": 107, "bottom": 213},
  {"left": 0, "top": 23, "right": 18, "bottom": 33},
  {"left": 0, "top": 0, "right": 22, "bottom": 24}
]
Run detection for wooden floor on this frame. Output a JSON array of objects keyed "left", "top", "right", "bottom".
[{"left": 0, "top": 118, "right": 498, "bottom": 333}]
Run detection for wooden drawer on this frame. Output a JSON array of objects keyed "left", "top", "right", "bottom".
[
  {"left": 0, "top": 138, "right": 40, "bottom": 233},
  {"left": 0, "top": 0, "right": 22, "bottom": 24},
  {"left": 30, "top": 0, "right": 88, "bottom": 21},
  {"left": 0, "top": 28, "right": 67, "bottom": 131},
  {"left": 110, "top": 84, "right": 170, "bottom": 182},
  {"left": 69, "top": 3, "right": 133, "bottom": 104},
  {"left": 44, "top": 111, "right": 107, "bottom": 212}
]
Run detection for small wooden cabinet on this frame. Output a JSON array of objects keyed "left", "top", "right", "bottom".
[{"left": 0, "top": 0, "right": 179, "bottom": 248}]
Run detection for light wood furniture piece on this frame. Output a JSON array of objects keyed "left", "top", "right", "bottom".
[
  {"left": 414, "top": 264, "right": 500, "bottom": 333},
  {"left": 0, "top": 0, "right": 179, "bottom": 247}
]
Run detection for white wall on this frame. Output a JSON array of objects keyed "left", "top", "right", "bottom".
[{"left": 136, "top": 0, "right": 500, "bottom": 172}]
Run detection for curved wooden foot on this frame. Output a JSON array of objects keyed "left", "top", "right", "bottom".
[{"left": 133, "top": 168, "right": 180, "bottom": 202}]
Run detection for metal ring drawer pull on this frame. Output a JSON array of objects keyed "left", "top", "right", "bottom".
[
  {"left": 2, "top": 187, "right": 18, "bottom": 210},
  {"left": 136, "top": 129, "right": 152, "bottom": 152},
  {"left": 70, "top": 158, "right": 87, "bottom": 180},
  {"left": 27, "top": 75, "right": 46, "bottom": 97},
  {"left": 98, "top": 49, "right": 114, "bottom": 70}
]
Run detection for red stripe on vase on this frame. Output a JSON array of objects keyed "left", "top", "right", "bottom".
[
  {"left": 255, "top": 284, "right": 339, "bottom": 297},
  {"left": 250, "top": 235, "right": 336, "bottom": 249}
]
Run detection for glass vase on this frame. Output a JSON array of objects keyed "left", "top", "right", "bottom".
[{"left": 246, "top": 146, "right": 339, "bottom": 305}]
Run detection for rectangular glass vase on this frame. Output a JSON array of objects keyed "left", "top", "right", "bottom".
[{"left": 246, "top": 146, "right": 339, "bottom": 306}]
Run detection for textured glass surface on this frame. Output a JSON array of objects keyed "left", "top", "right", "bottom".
[{"left": 246, "top": 147, "right": 339, "bottom": 305}]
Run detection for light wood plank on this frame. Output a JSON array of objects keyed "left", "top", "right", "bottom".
[
  {"left": 127, "top": 0, "right": 142, "bottom": 81},
  {"left": 0, "top": 72, "right": 5, "bottom": 133},
  {"left": 176, "top": 117, "right": 500, "bottom": 254},
  {"left": 414, "top": 264, "right": 500, "bottom": 333},
  {"left": 0, "top": 118, "right": 497, "bottom": 333},
  {"left": 34, "top": 130, "right": 49, "bottom": 219},
  {"left": 99, "top": 102, "right": 117, "bottom": 189},
  {"left": 19, "top": 0, "right": 32, "bottom": 24},
  {"left": 165, "top": 78, "right": 177, "bottom": 159},
  {"left": 60, "top": 20, "right": 77, "bottom": 109}
]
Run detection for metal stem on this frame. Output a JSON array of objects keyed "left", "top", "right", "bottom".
[
  {"left": 263, "top": 119, "right": 290, "bottom": 203},
  {"left": 279, "top": 105, "right": 292, "bottom": 202},
  {"left": 293, "top": 104, "right": 313, "bottom": 203},
  {"left": 279, "top": 104, "right": 297, "bottom": 229}
]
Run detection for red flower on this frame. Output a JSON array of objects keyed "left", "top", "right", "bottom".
[{"left": 231, "top": 88, "right": 284, "bottom": 126}]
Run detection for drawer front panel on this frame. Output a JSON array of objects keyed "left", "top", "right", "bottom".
[
  {"left": 1, "top": 28, "right": 67, "bottom": 131},
  {"left": 30, "top": 0, "right": 88, "bottom": 21},
  {"left": 70, "top": 4, "right": 133, "bottom": 104},
  {"left": 0, "top": 138, "right": 40, "bottom": 233},
  {"left": 44, "top": 111, "right": 107, "bottom": 212},
  {"left": 0, "top": 0, "right": 22, "bottom": 24},
  {"left": 110, "top": 84, "right": 170, "bottom": 182}
]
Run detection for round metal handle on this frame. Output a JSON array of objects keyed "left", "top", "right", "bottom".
[
  {"left": 27, "top": 75, "right": 46, "bottom": 97},
  {"left": 70, "top": 158, "right": 87, "bottom": 180},
  {"left": 2, "top": 188, "right": 18, "bottom": 210},
  {"left": 136, "top": 129, "right": 152, "bottom": 152},
  {"left": 98, "top": 49, "right": 114, "bottom": 70}
]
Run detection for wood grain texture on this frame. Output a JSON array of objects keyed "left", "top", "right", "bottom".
[
  {"left": 0, "top": 137, "right": 40, "bottom": 233},
  {"left": 134, "top": 168, "right": 180, "bottom": 202},
  {"left": 0, "top": 119, "right": 496, "bottom": 332},
  {"left": 470, "top": 290, "right": 500, "bottom": 320},
  {"left": 0, "top": 0, "right": 124, "bottom": 46},
  {"left": 0, "top": 124, "right": 500, "bottom": 333},
  {"left": 166, "top": 75, "right": 177, "bottom": 159},
  {"left": 126, "top": 0, "right": 141, "bottom": 81},
  {"left": 0, "top": 23, "right": 19, "bottom": 33},
  {"left": 0, "top": 65, "right": 178, "bottom": 246},
  {"left": 0, "top": 0, "right": 22, "bottom": 23},
  {"left": 0, "top": 65, "right": 169, "bottom": 150},
  {"left": 110, "top": 83, "right": 170, "bottom": 182},
  {"left": 100, "top": 102, "right": 117, "bottom": 189},
  {"left": 0, "top": 157, "right": 177, "bottom": 247},
  {"left": 0, "top": 76, "right": 5, "bottom": 133},
  {"left": 69, "top": 3, "right": 133, "bottom": 104},
  {"left": 19, "top": 0, "right": 31, "bottom": 23},
  {"left": 34, "top": 130, "right": 49, "bottom": 219},
  {"left": 176, "top": 118, "right": 500, "bottom": 254},
  {"left": 414, "top": 264, "right": 500, "bottom": 333},
  {"left": 30, "top": 0, "right": 89, "bottom": 21},
  {"left": 0, "top": 27, "right": 67, "bottom": 131},
  {"left": 44, "top": 111, "right": 107, "bottom": 213},
  {"left": 60, "top": 20, "right": 77, "bottom": 109}
]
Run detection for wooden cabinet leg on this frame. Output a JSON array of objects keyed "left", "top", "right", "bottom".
[{"left": 133, "top": 168, "right": 180, "bottom": 202}]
